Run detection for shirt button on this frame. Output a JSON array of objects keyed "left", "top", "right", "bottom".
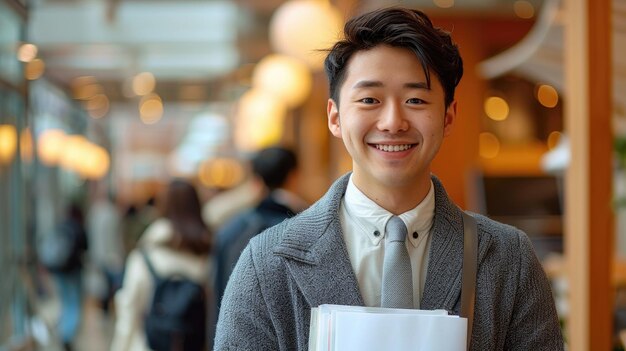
[
  {"left": 413, "top": 232, "right": 418, "bottom": 239},
  {"left": 373, "top": 230, "right": 380, "bottom": 237}
]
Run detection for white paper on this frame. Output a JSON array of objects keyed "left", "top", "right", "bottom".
[{"left": 309, "top": 305, "right": 467, "bottom": 351}]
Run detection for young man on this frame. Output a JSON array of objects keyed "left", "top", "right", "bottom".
[{"left": 215, "top": 7, "right": 563, "bottom": 350}]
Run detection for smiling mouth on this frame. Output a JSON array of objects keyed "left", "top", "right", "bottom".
[{"left": 373, "top": 144, "right": 416, "bottom": 152}]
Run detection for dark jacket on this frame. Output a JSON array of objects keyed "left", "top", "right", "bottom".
[{"left": 214, "top": 192, "right": 298, "bottom": 305}]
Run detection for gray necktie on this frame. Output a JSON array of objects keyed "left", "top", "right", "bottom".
[{"left": 381, "top": 216, "right": 414, "bottom": 308}]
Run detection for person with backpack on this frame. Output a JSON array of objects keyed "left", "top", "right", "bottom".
[
  {"left": 213, "top": 146, "right": 307, "bottom": 309},
  {"left": 110, "top": 179, "right": 212, "bottom": 351}
]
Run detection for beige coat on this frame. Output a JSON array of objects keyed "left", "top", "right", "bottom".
[{"left": 110, "top": 218, "right": 210, "bottom": 351}]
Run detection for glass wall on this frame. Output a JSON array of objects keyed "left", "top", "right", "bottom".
[{"left": 0, "top": 0, "right": 32, "bottom": 349}]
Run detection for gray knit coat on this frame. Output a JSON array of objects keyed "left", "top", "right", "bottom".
[{"left": 214, "top": 174, "right": 564, "bottom": 350}]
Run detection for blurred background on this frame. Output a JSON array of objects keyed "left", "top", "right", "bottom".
[{"left": 0, "top": 0, "right": 621, "bottom": 349}]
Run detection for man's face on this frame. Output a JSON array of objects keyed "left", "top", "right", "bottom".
[{"left": 327, "top": 45, "right": 456, "bottom": 196}]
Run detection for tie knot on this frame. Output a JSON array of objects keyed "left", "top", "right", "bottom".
[{"left": 386, "top": 216, "right": 407, "bottom": 242}]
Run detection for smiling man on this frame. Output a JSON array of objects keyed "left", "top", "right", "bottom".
[{"left": 215, "top": 7, "right": 563, "bottom": 351}]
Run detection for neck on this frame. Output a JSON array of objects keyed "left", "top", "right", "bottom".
[{"left": 352, "top": 175, "right": 432, "bottom": 215}]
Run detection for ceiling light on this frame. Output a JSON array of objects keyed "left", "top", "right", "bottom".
[
  {"left": 536, "top": 84, "right": 559, "bottom": 108},
  {"left": 484, "top": 96, "right": 510, "bottom": 121},
  {"left": 0, "top": 125, "right": 17, "bottom": 165},
  {"left": 132, "top": 72, "right": 156, "bottom": 96},
  {"left": 24, "top": 59, "right": 45, "bottom": 80},
  {"left": 37, "top": 129, "right": 67, "bottom": 166},
  {"left": 139, "top": 93, "right": 163, "bottom": 124},
  {"left": 269, "top": 0, "right": 343, "bottom": 71},
  {"left": 17, "top": 43, "right": 38, "bottom": 63},
  {"left": 235, "top": 89, "right": 287, "bottom": 151},
  {"left": 252, "top": 54, "right": 312, "bottom": 108}
]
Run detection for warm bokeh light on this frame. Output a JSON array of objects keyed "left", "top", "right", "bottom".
[
  {"left": 269, "top": 0, "right": 343, "bottom": 71},
  {"left": 59, "top": 135, "right": 90, "bottom": 172},
  {"left": 484, "top": 96, "right": 510, "bottom": 121},
  {"left": 235, "top": 89, "right": 287, "bottom": 151},
  {"left": 479, "top": 132, "right": 501, "bottom": 159},
  {"left": 71, "top": 76, "right": 101, "bottom": 100},
  {"left": 433, "top": 0, "right": 455, "bottom": 8},
  {"left": 198, "top": 158, "right": 245, "bottom": 189},
  {"left": 132, "top": 72, "right": 156, "bottom": 96},
  {"left": 20, "top": 128, "right": 33, "bottom": 162},
  {"left": 513, "top": 0, "right": 535, "bottom": 19},
  {"left": 85, "top": 94, "right": 110, "bottom": 118},
  {"left": 0, "top": 124, "right": 18, "bottom": 165},
  {"left": 547, "top": 131, "right": 563, "bottom": 150},
  {"left": 37, "top": 129, "right": 67, "bottom": 166},
  {"left": 25, "top": 58, "right": 45, "bottom": 80},
  {"left": 139, "top": 93, "right": 164, "bottom": 124},
  {"left": 252, "top": 54, "right": 312, "bottom": 108},
  {"left": 536, "top": 84, "right": 559, "bottom": 108},
  {"left": 80, "top": 144, "right": 110, "bottom": 179},
  {"left": 17, "top": 43, "right": 38, "bottom": 63}
]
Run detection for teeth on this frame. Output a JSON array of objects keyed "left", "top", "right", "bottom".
[{"left": 375, "top": 144, "right": 413, "bottom": 152}]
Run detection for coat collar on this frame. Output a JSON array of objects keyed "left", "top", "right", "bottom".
[{"left": 273, "top": 173, "right": 485, "bottom": 311}]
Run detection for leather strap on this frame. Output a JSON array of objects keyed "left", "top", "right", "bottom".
[{"left": 460, "top": 212, "right": 478, "bottom": 351}]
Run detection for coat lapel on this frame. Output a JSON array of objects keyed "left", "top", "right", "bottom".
[
  {"left": 273, "top": 174, "right": 364, "bottom": 308},
  {"left": 421, "top": 177, "right": 465, "bottom": 312}
]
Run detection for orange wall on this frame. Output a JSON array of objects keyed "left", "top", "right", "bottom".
[{"left": 430, "top": 16, "right": 534, "bottom": 208}]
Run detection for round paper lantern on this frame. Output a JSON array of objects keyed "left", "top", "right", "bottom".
[
  {"left": 269, "top": 0, "right": 343, "bottom": 70},
  {"left": 252, "top": 54, "right": 313, "bottom": 108}
]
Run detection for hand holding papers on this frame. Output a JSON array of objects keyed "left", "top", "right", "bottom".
[{"left": 309, "top": 304, "right": 467, "bottom": 351}]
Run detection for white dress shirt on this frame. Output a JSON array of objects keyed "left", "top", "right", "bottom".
[{"left": 339, "top": 175, "right": 436, "bottom": 308}]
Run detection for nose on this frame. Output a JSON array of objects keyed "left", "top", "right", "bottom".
[{"left": 377, "top": 102, "right": 409, "bottom": 133}]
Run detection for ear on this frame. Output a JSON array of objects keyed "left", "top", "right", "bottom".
[
  {"left": 327, "top": 99, "right": 342, "bottom": 138},
  {"left": 443, "top": 100, "right": 457, "bottom": 137}
]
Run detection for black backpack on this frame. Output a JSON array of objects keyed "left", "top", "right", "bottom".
[
  {"left": 140, "top": 249, "right": 207, "bottom": 351},
  {"left": 38, "top": 220, "right": 86, "bottom": 272}
]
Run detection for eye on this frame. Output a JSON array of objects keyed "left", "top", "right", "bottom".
[
  {"left": 406, "top": 98, "right": 426, "bottom": 104},
  {"left": 358, "top": 97, "right": 378, "bottom": 104}
]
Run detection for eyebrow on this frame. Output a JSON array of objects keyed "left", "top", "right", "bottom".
[{"left": 352, "top": 80, "right": 430, "bottom": 90}]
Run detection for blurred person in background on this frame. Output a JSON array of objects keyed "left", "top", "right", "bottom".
[
  {"left": 120, "top": 204, "right": 148, "bottom": 257},
  {"left": 201, "top": 174, "right": 265, "bottom": 231},
  {"left": 46, "top": 203, "right": 88, "bottom": 351},
  {"left": 86, "top": 189, "right": 124, "bottom": 314},
  {"left": 213, "top": 146, "right": 307, "bottom": 308},
  {"left": 110, "top": 179, "right": 213, "bottom": 351}
]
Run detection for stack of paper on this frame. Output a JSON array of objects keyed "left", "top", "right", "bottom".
[{"left": 308, "top": 304, "right": 467, "bottom": 351}]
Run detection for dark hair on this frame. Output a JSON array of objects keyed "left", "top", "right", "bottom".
[
  {"left": 161, "top": 179, "right": 211, "bottom": 255},
  {"left": 324, "top": 7, "right": 463, "bottom": 108},
  {"left": 251, "top": 147, "right": 298, "bottom": 191}
]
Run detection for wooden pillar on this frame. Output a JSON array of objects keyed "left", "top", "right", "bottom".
[{"left": 564, "top": 0, "right": 614, "bottom": 349}]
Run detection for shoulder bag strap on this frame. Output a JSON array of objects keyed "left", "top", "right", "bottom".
[
  {"left": 460, "top": 211, "right": 478, "bottom": 351},
  {"left": 139, "top": 248, "right": 160, "bottom": 281}
]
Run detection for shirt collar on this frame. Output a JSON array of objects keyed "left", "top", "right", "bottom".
[{"left": 343, "top": 174, "right": 436, "bottom": 247}]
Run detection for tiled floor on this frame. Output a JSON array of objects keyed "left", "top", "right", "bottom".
[
  {"left": 75, "top": 299, "right": 114, "bottom": 351},
  {"left": 36, "top": 291, "right": 114, "bottom": 351}
]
